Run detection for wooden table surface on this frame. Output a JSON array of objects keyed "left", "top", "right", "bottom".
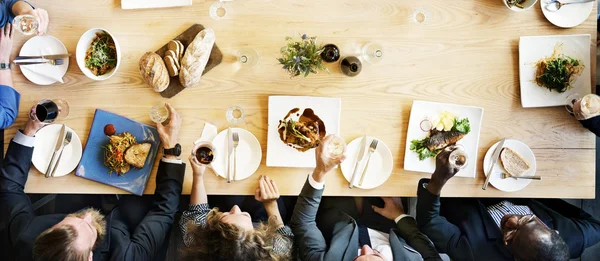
[{"left": 5, "top": 0, "right": 597, "bottom": 198}]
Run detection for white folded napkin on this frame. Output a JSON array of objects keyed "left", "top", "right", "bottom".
[
  {"left": 194, "top": 122, "right": 218, "bottom": 144},
  {"left": 21, "top": 64, "right": 64, "bottom": 83}
]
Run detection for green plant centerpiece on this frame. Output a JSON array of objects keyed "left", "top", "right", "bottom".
[{"left": 278, "top": 34, "right": 329, "bottom": 78}]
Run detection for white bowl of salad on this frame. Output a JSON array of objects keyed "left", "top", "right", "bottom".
[{"left": 76, "top": 28, "right": 121, "bottom": 81}]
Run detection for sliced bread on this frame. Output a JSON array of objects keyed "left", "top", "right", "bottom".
[{"left": 500, "top": 148, "right": 531, "bottom": 177}]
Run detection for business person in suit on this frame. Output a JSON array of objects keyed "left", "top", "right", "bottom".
[
  {"left": 416, "top": 147, "right": 600, "bottom": 261},
  {"left": 290, "top": 135, "right": 442, "bottom": 261},
  {"left": 0, "top": 103, "right": 185, "bottom": 261}
]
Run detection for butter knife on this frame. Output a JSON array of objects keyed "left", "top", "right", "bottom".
[
  {"left": 349, "top": 135, "right": 367, "bottom": 188},
  {"left": 226, "top": 127, "right": 233, "bottom": 183},
  {"left": 482, "top": 138, "right": 506, "bottom": 190},
  {"left": 45, "top": 125, "right": 66, "bottom": 178},
  {"left": 15, "top": 54, "right": 71, "bottom": 60}
]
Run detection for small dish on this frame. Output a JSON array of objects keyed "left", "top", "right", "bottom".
[
  {"left": 483, "top": 139, "right": 537, "bottom": 192},
  {"left": 32, "top": 124, "right": 83, "bottom": 177},
  {"left": 76, "top": 28, "right": 121, "bottom": 81},
  {"left": 541, "top": 0, "right": 594, "bottom": 28},
  {"left": 503, "top": 0, "right": 538, "bottom": 11}
]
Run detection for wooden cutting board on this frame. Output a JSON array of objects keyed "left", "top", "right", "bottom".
[
  {"left": 155, "top": 24, "right": 223, "bottom": 98},
  {"left": 121, "top": 0, "right": 192, "bottom": 10}
]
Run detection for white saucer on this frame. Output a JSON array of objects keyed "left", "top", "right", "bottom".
[
  {"left": 32, "top": 124, "right": 83, "bottom": 177},
  {"left": 541, "top": 0, "right": 594, "bottom": 28},
  {"left": 211, "top": 128, "right": 262, "bottom": 181}
]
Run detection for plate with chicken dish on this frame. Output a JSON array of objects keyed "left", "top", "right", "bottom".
[
  {"left": 404, "top": 101, "right": 483, "bottom": 178},
  {"left": 267, "top": 96, "right": 341, "bottom": 168}
]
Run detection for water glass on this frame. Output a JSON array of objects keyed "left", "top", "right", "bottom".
[
  {"left": 30, "top": 99, "right": 69, "bottom": 124},
  {"left": 565, "top": 93, "right": 600, "bottom": 120},
  {"left": 236, "top": 47, "right": 260, "bottom": 68},
  {"left": 446, "top": 144, "right": 468, "bottom": 169},
  {"left": 13, "top": 15, "right": 39, "bottom": 35},
  {"left": 324, "top": 135, "right": 346, "bottom": 159},
  {"left": 149, "top": 104, "right": 170, "bottom": 124},
  {"left": 362, "top": 43, "right": 384, "bottom": 64},
  {"left": 226, "top": 106, "right": 245, "bottom": 125},
  {"left": 209, "top": 2, "right": 228, "bottom": 20}
]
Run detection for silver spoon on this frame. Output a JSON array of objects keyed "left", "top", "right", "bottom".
[{"left": 545, "top": 0, "right": 595, "bottom": 12}]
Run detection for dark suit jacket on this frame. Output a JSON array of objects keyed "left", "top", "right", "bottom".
[
  {"left": 0, "top": 140, "right": 185, "bottom": 261},
  {"left": 290, "top": 178, "right": 441, "bottom": 261},
  {"left": 416, "top": 178, "right": 600, "bottom": 261}
]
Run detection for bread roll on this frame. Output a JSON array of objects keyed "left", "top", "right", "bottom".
[
  {"left": 500, "top": 148, "right": 531, "bottom": 177},
  {"left": 139, "top": 52, "right": 170, "bottom": 92},
  {"left": 179, "top": 28, "right": 215, "bottom": 88}
]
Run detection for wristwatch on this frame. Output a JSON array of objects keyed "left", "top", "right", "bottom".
[
  {"left": 0, "top": 63, "right": 10, "bottom": 70},
  {"left": 163, "top": 144, "right": 182, "bottom": 157}
]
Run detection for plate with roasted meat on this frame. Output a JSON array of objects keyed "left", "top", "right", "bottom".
[
  {"left": 267, "top": 96, "right": 341, "bottom": 168},
  {"left": 404, "top": 101, "right": 483, "bottom": 178},
  {"left": 76, "top": 109, "right": 160, "bottom": 195}
]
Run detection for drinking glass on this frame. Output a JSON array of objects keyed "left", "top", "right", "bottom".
[
  {"left": 30, "top": 99, "right": 69, "bottom": 124},
  {"left": 446, "top": 144, "right": 468, "bottom": 169},
  {"left": 565, "top": 93, "right": 581, "bottom": 115},
  {"left": 324, "top": 134, "right": 346, "bottom": 159},
  {"left": 236, "top": 47, "right": 260, "bottom": 69},
  {"left": 12, "top": 15, "right": 39, "bottom": 35},
  {"left": 192, "top": 141, "right": 216, "bottom": 165},
  {"left": 149, "top": 104, "right": 170, "bottom": 124},
  {"left": 226, "top": 106, "right": 245, "bottom": 125},
  {"left": 209, "top": 2, "right": 228, "bottom": 20},
  {"left": 362, "top": 43, "right": 384, "bottom": 64},
  {"left": 565, "top": 93, "right": 600, "bottom": 120}
]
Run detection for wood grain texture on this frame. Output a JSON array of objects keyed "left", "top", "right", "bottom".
[{"left": 5, "top": 0, "right": 597, "bottom": 198}]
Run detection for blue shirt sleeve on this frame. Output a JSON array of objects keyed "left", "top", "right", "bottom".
[
  {"left": 0, "top": 0, "right": 20, "bottom": 27},
  {"left": 0, "top": 85, "right": 20, "bottom": 129}
]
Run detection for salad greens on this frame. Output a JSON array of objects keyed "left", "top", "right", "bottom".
[
  {"left": 535, "top": 55, "right": 583, "bottom": 93},
  {"left": 410, "top": 138, "right": 439, "bottom": 161}
]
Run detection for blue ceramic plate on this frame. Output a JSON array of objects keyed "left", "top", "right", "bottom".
[{"left": 76, "top": 109, "right": 160, "bottom": 195}]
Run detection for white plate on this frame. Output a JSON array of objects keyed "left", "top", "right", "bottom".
[
  {"left": 212, "top": 128, "right": 262, "bottom": 181},
  {"left": 266, "top": 96, "right": 341, "bottom": 168},
  {"left": 541, "top": 0, "right": 594, "bottom": 28},
  {"left": 19, "top": 36, "right": 69, "bottom": 85},
  {"left": 32, "top": 124, "right": 83, "bottom": 177},
  {"left": 483, "top": 139, "right": 537, "bottom": 192},
  {"left": 404, "top": 100, "right": 484, "bottom": 178},
  {"left": 341, "top": 136, "right": 393, "bottom": 189},
  {"left": 519, "top": 34, "right": 591, "bottom": 108}
]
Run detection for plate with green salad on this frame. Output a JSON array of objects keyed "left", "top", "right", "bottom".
[
  {"left": 519, "top": 34, "right": 591, "bottom": 108},
  {"left": 404, "top": 101, "right": 483, "bottom": 178}
]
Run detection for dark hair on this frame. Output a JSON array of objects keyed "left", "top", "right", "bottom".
[
  {"left": 33, "top": 225, "right": 89, "bottom": 261},
  {"left": 516, "top": 231, "right": 570, "bottom": 261},
  {"left": 180, "top": 208, "right": 291, "bottom": 261}
]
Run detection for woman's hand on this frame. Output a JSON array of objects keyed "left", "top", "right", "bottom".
[
  {"left": 254, "top": 175, "right": 280, "bottom": 204},
  {"left": 188, "top": 155, "right": 206, "bottom": 178}
]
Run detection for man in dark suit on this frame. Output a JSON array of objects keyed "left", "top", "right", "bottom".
[
  {"left": 416, "top": 147, "right": 600, "bottom": 261},
  {"left": 290, "top": 135, "right": 442, "bottom": 261},
  {"left": 0, "top": 103, "right": 186, "bottom": 261}
]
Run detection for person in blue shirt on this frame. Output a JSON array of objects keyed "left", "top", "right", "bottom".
[{"left": 0, "top": 1, "right": 48, "bottom": 129}]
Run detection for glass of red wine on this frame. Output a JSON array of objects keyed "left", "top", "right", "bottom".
[{"left": 29, "top": 99, "right": 70, "bottom": 124}]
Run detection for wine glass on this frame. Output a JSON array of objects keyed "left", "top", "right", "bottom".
[
  {"left": 565, "top": 93, "right": 581, "bottom": 116},
  {"left": 209, "top": 1, "right": 228, "bottom": 20},
  {"left": 235, "top": 47, "right": 260, "bottom": 69},
  {"left": 226, "top": 106, "right": 245, "bottom": 125},
  {"left": 445, "top": 144, "right": 468, "bottom": 169},
  {"left": 362, "top": 43, "right": 384, "bottom": 64},
  {"left": 192, "top": 141, "right": 216, "bottom": 166},
  {"left": 12, "top": 15, "right": 39, "bottom": 35},
  {"left": 324, "top": 134, "right": 346, "bottom": 159},
  {"left": 149, "top": 104, "right": 170, "bottom": 124},
  {"left": 30, "top": 99, "right": 69, "bottom": 124}
]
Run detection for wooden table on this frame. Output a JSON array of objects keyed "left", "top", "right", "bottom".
[{"left": 5, "top": 0, "right": 597, "bottom": 198}]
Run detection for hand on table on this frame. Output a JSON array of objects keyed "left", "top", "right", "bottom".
[
  {"left": 0, "top": 24, "right": 13, "bottom": 62},
  {"left": 188, "top": 155, "right": 206, "bottom": 178},
  {"left": 23, "top": 8, "right": 49, "bottom": 35},
  {"left": 372, "top": 197, "right": 405, "bottom": 221},
  {"left": 428, "top": 147, "right": 460, "bottom": 195},
  {"left": 313, "top": 135, "right": 346, "bottom": 182},
  {"left": 157, "top": 103, "right": 181, "bottom": 150}
]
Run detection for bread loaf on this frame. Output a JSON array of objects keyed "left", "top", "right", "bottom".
[
  {"left": 500, "top": 148, "right": 531, "bottom": 177},
  {"left": 179, "top": 28, "right": 215, "bottom": 88},
  {"left": 139, "top": 52, "right": 170, "bottom": 92}
]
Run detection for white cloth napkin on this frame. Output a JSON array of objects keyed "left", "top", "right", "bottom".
[
  {"left": 21, "top": 63, "right": 64, "bottom": 83},
  {"left": 194, "top": 122, "right": 218, "bottom": 144}
]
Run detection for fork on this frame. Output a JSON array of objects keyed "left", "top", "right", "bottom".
[
  {"left": 232, "top": 132, "right": 240, "bottom": 182},
  {"left": 50, "top": 131, "right": 72, "bottom": 177},
  {"left": 501, "top": 172, "right": 542, "bottom": 180},
  {"left": 358, "top": 139, "right": 378, "bottom": 186},
  {"left": 14, "top": 59, "right": 64, "bottom": 66}
]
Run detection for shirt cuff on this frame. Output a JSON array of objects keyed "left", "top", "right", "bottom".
[
  {"left": 13, "top": 130, "right": 35, "bottom": 147},
  {"left": 161, "top": 157, "right": 183, "bottom": 164},
  {"left": 394, "top": 214, "right": 411, "bottom": 223},
  {"left": 308, "top": 173, "right": 325, "bottom": 190}
]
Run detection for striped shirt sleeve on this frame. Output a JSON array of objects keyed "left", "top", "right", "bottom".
[
  {"left": 273, "top": 225, "right": 294, "bottom": 256},
  {"left": 179, "top": 203, "right": 211, "bottom": 247}
]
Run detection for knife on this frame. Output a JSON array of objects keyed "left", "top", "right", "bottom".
[
  {"left": 15, "top": 54, "right": 71, "bottom": 61},
  {"left": 226, "top": 127, "right": 233, "bottom": 183},
  {"left": 482, "top": 138, "right": 506, "bottom": 190},
  {"left": 349, "top": 135, "right": 367, "bottom": 188},
  {"left": 45, "top": 125, "right": 66, "bottom": 178}
]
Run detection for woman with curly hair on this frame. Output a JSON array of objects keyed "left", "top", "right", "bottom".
[{"left": 179, "top": 155, "right": 294, "bottom": 261}]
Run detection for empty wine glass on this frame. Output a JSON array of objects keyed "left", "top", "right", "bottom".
[
  {"left": 236, "top": 47, "right": 260, "bottom": 69},
  {"left": 362, "top": 43, "right": 384, "bottom": 64},
  {"left": 30, "top": 99, "right": 69, "bottom": 124},
  {"left": 149, "top": 104, "right": 170, "bottom": 124},
  {"left": 226, "top": 106, "right": 245, "bottom": 125},
  {"left": 209, "top": 1, "right": 228, "bottom": 20}
]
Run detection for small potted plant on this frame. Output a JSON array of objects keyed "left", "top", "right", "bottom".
[{"left": 278, "top": 34, "right": 329, "bottom": 78}]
